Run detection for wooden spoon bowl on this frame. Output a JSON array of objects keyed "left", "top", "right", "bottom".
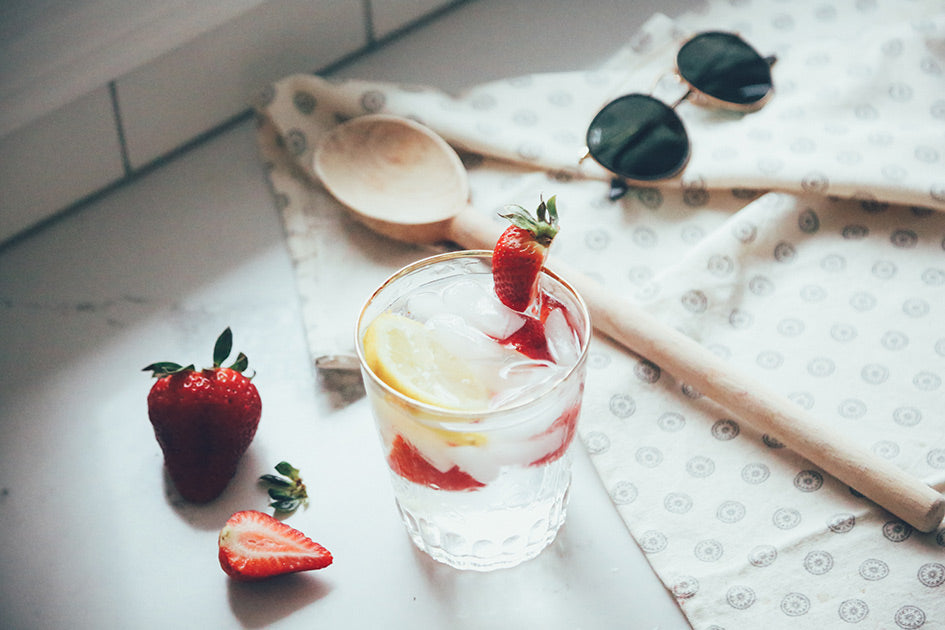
[{"left": 314, "top": 114, "right": 469, "bottom": 244}]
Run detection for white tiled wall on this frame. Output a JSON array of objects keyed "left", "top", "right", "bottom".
[
  {"left": 0, "top": 86, "right": 125, "bottom": 241},
  {"left": 117, "top": 1, "right": 366, "bottom": 170},
  {"left": 0, "top": 0, "right": 465, "bottom": 245},
  {"left": 0, "top": 0, "right": 269, "bottom": 139}
]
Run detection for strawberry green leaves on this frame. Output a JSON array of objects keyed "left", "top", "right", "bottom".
[
  {"left": 141, "top": 361, "right": 195, "bottom": 377},
  {"left": 259, "top": 461, "right": 309, "bottom": 514},
  {"left": 212, "top": 327, "right": 249, "bottom": 372},
  {"left": 143, "top": 327, "right": 249, "bottom": 377},
  {"left": 498, "top": 195, "right": 559, "bottom": 247}
]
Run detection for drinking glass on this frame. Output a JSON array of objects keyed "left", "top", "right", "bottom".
[{"left": 355, "top": 250, "right": 590, "bottom": 571}]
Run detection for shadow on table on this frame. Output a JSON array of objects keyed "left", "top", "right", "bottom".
[
  {"left": 227, "top": 572, "right": 334, "bottom": 628},
  {"left": 162, "top": 447, "right": 270, "bottom": 531},
  {"left": 411, "top": 522, "right": 583, "bottom": 628}
]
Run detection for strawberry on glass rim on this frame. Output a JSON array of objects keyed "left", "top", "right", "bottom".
[
  {"left": 492, "top": 195, "right": 561, "bottom": 362},
  {"left": 493, "top": 195, "right": 559, "bottom": 314}
]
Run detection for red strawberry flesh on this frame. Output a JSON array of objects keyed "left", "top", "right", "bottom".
[
  {"left": 388, "top": 435, "right": 484, "bottom": 491},
  {"left": 493, "top": 227, "right": 549, "bottom": 312},
  {"left": 529, "top": 399, "right": 583, "bottom": 467},
  {"left": 218, "top": 510, "right": 332, "bottom": 580},
  {"left": 495, "top": 292, "right": 571, "bottom": 362},
  {"left": 497, "top": 316, "right": 553, "bottom": 362}
]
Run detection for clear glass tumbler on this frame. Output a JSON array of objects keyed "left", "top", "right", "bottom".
[{"left": 355, "top": 250, "right": 590, "bottom": 571}]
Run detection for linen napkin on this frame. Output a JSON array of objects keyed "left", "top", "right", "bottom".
[{"left": 255, "top": 0, "right": 945, "bottom": 627}]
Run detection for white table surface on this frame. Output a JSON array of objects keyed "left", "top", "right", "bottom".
[{"left": 0, "top": 1, "right": 698, "bottom": 628}]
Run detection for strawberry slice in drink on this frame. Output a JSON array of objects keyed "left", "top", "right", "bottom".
[
  {"left": 491, "top": 196, "right": 583, "bottom": 466},
  {"left": 388, "top": 435, "right": 485, "bottom": 491},
  {"left": 528, "top": 399, "right": 583, "bottom": 467},
  {"left": 499, "top": 316, "right": 553, "bottom": 362}
]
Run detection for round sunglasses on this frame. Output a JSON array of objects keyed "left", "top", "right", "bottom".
[{"left": 584, "top": 31, "right": 775, "bottom": 187}]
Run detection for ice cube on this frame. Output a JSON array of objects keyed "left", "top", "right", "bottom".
[
  {"left": 545, "top": 308, "right": 580, "bottom": 366},
  {"left": 449, "top": 445, "right": 502, "bottom": 483},
  {"left": 425, "top": 313, "right": 498, "bottom": 362},
  {"left": 491, "top": 360, "right": 562, "bottom": 409},
  {"left": 404, "top": 290, "right": 444, "bottom": 322},
  {"left": 424, "top": 313, "right": 532, "bottom": 394},
  {"left": 470, "top": 296, "right": 526, "bottom": 340},
  {"left": 441, "top": 278, "right": 488, "bottom": 313},
  {"left": 404, "top": 275, "right": 525, "bottom": 341},
  {"left": 471, "top": 302, "right": 522, "bottom": 340}
]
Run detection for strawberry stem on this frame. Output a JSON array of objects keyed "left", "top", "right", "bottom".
[
  {"left": 259, "top": 461, "right": 308, "bottom": 514},
  {"left": 275, "top": 461, "right": 301, "bottom": 480},
  {"left": 499, "top": 195, "right": 559, "bottom": 247}
]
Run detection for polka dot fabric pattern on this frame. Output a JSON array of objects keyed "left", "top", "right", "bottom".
[{"left": 255, "top": 1, "right": 945, "bottom": 628}]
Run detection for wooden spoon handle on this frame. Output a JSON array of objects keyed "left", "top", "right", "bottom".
[
  {"left": 448, "top": 207, "right": 945, "bottom": 532},
  {"left": 571, "top": 267, "right": 944, "bottom": 533}
]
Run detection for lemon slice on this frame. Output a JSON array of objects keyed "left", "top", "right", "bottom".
[{"left": 362, "top": 312, "right": 490, "bottom": 411}]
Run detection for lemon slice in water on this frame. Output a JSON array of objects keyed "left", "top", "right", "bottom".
[{"left": 362, "top": 312, "right": 490, "bottom": 411}]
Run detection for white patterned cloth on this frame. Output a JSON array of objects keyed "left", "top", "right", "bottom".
[{"left": 256, "top": 1, "right": 945, "bottom": 628}]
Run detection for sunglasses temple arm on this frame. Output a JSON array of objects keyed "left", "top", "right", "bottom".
[{"left": 577, "top": 149, "right": 631, "bottom": 201}]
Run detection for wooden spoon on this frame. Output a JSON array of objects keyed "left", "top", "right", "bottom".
[{"left": 313, "top": 114, "right": 944, "bottom": 533}]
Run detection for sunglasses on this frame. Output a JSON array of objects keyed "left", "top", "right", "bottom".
[{"left": 583, "top": 31, "right": 775, "bottom": 191}]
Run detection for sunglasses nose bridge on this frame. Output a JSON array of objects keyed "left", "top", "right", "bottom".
[{"left": 649, "top": 69, "right": 694, "bottom": 109}]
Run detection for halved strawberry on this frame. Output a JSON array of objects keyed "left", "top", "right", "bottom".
[
  {"left": 493, "top": 196, "right": 559, "bottom": 313},
  {"left": 218, "top": 510, "right": 332, "bottom": 581},
  {"left": 388, "top": 435, "right": 484, "bottom": 491}
]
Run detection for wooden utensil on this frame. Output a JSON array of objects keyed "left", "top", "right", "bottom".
[{"left": 313, "top": 114, "right": 944, "bottom": 533}]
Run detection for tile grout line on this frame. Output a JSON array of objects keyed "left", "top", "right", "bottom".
[
  {"left": 108, "top": 81, "right": 133, "bottom": 177},
  {"left": 0, "top": 0, "right": 476, "bottom": 254},
  {"left": 363, "top": 0, "right": 376, "bottom": 45}
]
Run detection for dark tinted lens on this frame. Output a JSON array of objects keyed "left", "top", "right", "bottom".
[
  {"left": 586, "top": 94, "right": 690, "bottom": 181},
  {"left": 677, "top": 32, "right": 772, "bottom": 106}
]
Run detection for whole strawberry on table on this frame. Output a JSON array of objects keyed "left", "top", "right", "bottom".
[{"left": 143, "top": 328, "right": 262, "bottom": 503}]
